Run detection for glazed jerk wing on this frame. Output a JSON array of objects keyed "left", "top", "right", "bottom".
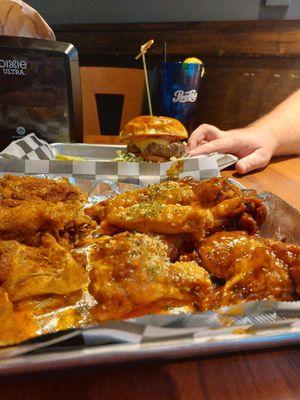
[{"left": 89, "top": 232, "right": 213, "bottom": 321}]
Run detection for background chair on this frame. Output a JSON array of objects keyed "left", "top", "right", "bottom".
[{"left": 80, "top": 67, "right": 145, "bottom": 144}]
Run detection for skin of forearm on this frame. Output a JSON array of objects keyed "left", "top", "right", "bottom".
[{"left": 247, "top": 89, "right": 300, "bottom": 156}]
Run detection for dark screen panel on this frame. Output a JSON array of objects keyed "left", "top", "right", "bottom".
[{"left": 0, "top": 49, "right": 70, "bottom": 148}]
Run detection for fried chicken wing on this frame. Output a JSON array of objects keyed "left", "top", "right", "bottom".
[
  {"left": 0, "top": 197, "right": 95, "bottom": 246},
  {"left": 0, "top": 175, "right": 94, "bottom": 246},
  {"left": 89, "top": 232, "right": 213, "bottom": 321},
  {"left": 198, "top": 231, "right": 293, "bottom": 306},
  {"left": 211, "top": 196, "right": 266, "bottom": 234},
  {"left": 0, "top": 174, "right": 87, "bottom": 204},
  {"left": 0, "top": 234, "right": 87, "bottom": 303},
  {"left": 0, "top": 200, "right": 85, "bottom": 232},
  {"left": 86, "top": 178, "right": 266, "bottom": 237},
  {"left": 87, "top": 178, "right": 244, "bottom": 220}
]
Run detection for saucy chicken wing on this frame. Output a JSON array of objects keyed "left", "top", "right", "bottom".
[
  {"left": 89, "top": 232, "right": 213, "bottom": 321},
  {"left": 264, "top": 239, "right": 300, "bottom": 296},
  {"left": 198, "top": 231, "right": 293, "bottom": 306},
  {"left": 221, "top": 247, "right": 292, "bottom": 305}
]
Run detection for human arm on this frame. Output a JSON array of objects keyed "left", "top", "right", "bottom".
[{"left": 187, "top": 89, "right": 300, "bottom": 174}]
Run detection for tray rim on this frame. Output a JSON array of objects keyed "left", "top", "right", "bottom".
[
  {"left": 1, "top": 326, "right": 300, "bottom": 375},
  {"left": 50, "top": 142, "right": 126, "bottom": 149}
]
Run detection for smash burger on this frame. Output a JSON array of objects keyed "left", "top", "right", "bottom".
[{"left": 120, "top": 115, "right": 188, "bottom": 162}]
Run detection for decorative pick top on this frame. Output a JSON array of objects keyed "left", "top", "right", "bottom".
[
  {"left": 135, "top": 39, "right": 155, "bottom": 116},
  {"left": 135, "top": 39, "right": 154, "bottom": 60}
]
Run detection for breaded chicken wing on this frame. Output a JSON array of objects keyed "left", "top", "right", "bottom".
[
  {"left": 0, "top": 198, "right": 95, "bottom": 246},
  {"left": 0, "top": 175, "right": 95, "bottom": 246},
  {"left": 0, "top": 175, "right": 86, "bottom": 204},
  {"left": 0, "top": 234, "right": 87, "bottom": 303},
  {"left": 198, "top": 231, "right": 264, "bottom": 279}
]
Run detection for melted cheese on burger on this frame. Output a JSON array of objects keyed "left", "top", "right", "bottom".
[{"left": 132, "top": 138, "right": 171, "bottom": 151}]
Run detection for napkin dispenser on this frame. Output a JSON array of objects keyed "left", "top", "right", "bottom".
[{"left": 0, "top": 36, "right": 82, "bottom": 150}]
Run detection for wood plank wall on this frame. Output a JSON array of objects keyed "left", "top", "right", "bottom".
[{"left": 55, "top": 20, "right": 300, "bottom": 131}]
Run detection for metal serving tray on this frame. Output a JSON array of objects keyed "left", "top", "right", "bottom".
[
  {"left": 50, "top": 143, "right": 238, "bottom": 171},
  {"left": 51, "top": 143, "right": 126, "bottom": 161},
  {"left": 1, "top": 180, "right": 300, "bottom": 375}
]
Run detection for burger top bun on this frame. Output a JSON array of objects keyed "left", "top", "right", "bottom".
[
  {"left": 120, "top": 115, "right": 188, "bottom": 143},
  {"left": 0, "top": 0, "right": 55, "bottom": 40}
]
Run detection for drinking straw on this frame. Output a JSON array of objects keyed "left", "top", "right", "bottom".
[{"left": 135, "top": 39, "right": 154, "bottom": 116}]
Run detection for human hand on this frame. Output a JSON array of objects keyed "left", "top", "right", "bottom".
[{"left": 187, "top": 124, "right": 277, "bottom": 174}]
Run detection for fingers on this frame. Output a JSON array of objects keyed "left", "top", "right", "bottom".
[
  {"left": 236, "top": 149, "right": 270, "bottom": 174},
  {"left": 187, "top": 124, "right": 222, "bottom": 151},
  {"left": 188, "top": 135, "right": 238, "bottom": 156},
  {"left": 187, "top": 125, "right": 273, "bottom": 173}
]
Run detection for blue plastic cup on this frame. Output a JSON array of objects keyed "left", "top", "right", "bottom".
[{"left": 160, "top": 62, "right": 203, "bottom": 133}]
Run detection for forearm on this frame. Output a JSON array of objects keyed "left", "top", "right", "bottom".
[{"left": 247, "top": 89, "right": 300, "bottom": 156}]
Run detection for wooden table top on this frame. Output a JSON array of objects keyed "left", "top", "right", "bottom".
[
  {"left": 223, "top": 155, "right": 300, "bottom": 211},
  {"left": 1, "top": 155, "right": 300, "bottom": 400}
]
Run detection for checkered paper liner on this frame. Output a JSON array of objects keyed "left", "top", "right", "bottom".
[
  {"left": 2, "top": 301, "right": 300, "bottom": 361},
  {"left": 0, "top": 133, "right": 53, "bottom": 160},
  {"left": 0, "top": 134, "right": 237, "bottom": 184}
]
